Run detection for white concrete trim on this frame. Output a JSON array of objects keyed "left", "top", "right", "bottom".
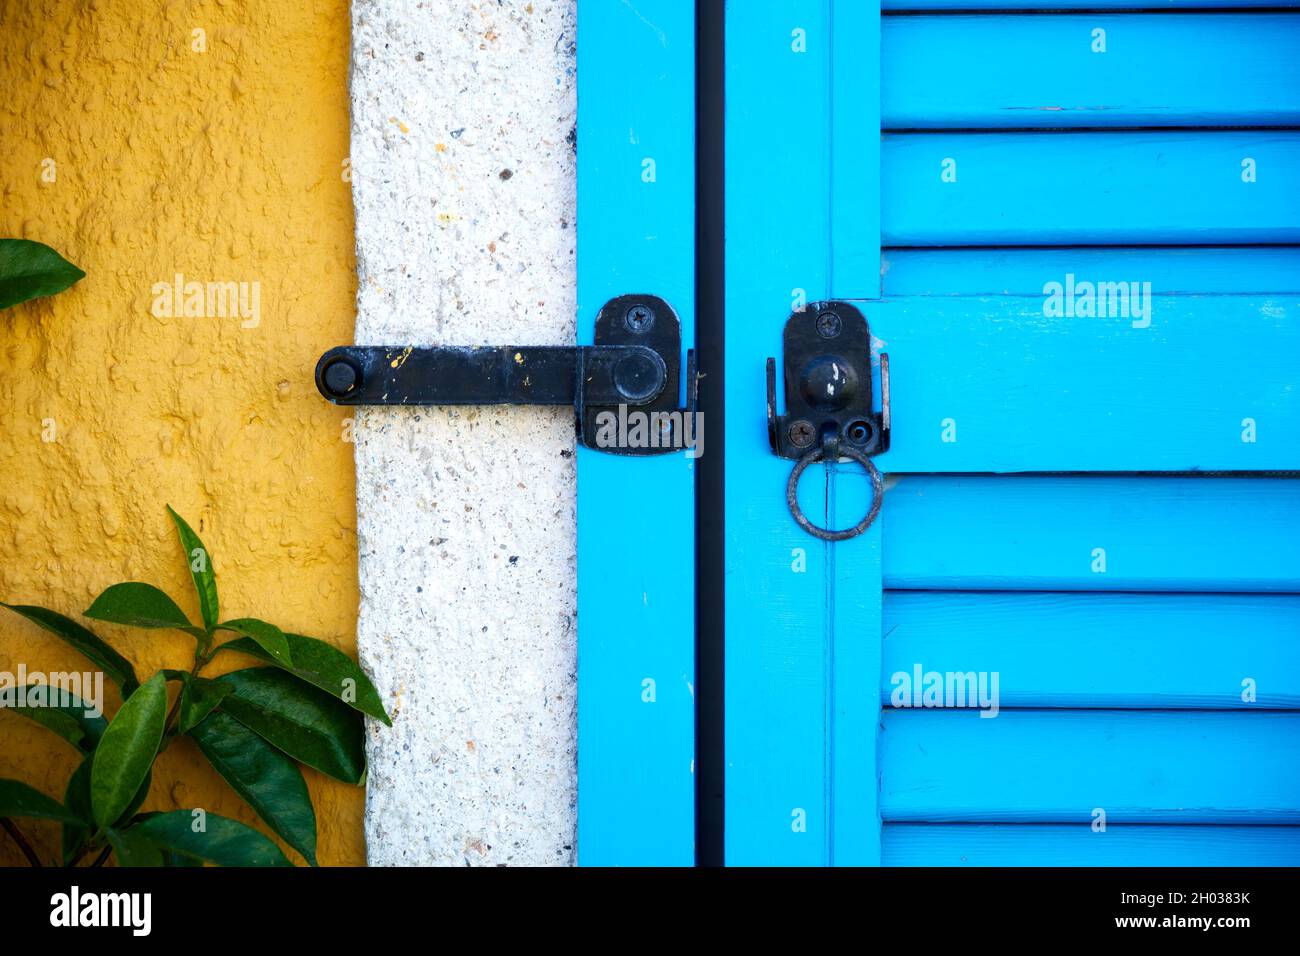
[{"left": 349, "top": 0, "right": 578, "bottom": 866}]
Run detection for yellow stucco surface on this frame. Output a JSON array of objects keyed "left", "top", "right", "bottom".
[{"left": 0, "top": 1, "right": 362, "bottom": 865}]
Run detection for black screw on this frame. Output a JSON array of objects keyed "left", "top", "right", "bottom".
[
  {"left": 816, "top": 310, "right": 842, "bottom": 339},
  {"left": 788, "top": 419, "right": 816, "bottom": 448},
  {"left": 625, "top": 304, "right": 655, "bottom": 333},
  {"left": 322, "top": 359, "right": 359, "bottom": 397}
]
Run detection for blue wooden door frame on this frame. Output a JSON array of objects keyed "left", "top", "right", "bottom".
[{"left": 576, "top": 0, "right": 697, "bottom": 866}]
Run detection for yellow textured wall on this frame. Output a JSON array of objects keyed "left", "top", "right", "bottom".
[{"left": 0, "top": 0, "right": 362, "bottom": 865}]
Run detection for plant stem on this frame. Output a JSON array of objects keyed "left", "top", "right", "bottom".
[
  {"left": 66, "top": 826, "right": 108, "bottom": 868},
  {"left": 66, "top": 844, "right": 89, "bottom": 868},
  {"left": 161, "top": 652, "right": 213, "bottom": 753},
  {"left": 89, "top": 844, "right": 113, "bottom": 867},
  {"left": 157, "top": 689, "right": 186, "bottom": 752},
  {"left": 196, "top": 628, "right": 213, "bottom": 669},
  {"left": 1, "top": 817, "right": 44, "bottom": 867}
]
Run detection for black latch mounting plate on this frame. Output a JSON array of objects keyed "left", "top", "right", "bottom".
[{"left": 767, "top": 300, "right": 889, "bottom": 460}]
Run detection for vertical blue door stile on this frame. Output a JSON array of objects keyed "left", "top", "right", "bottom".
[
  {"left": 576, "top": 1, "right": 696, "bottom": 866},
  {"left": 831, "top": 0, "right": 880, "bottom": 301},
  {"left": 829, "top": 0, "right": 884, "bottom": 867},
  {"left": 725, "top": 0, "right": 885, "bottom": 866}
]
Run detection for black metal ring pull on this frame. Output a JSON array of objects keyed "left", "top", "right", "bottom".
[
  {"left": 769, "top": 300, "right": 890, "bottom": 541},
  {"left": 785, "top": 443, "right": 884, "bottom": 542}
]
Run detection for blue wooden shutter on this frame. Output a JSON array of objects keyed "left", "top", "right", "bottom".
[{"left": 726, "top": 0, "right": 1300, "bottom": 865}]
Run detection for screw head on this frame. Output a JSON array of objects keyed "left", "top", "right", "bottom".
[
  {"left": 816, "top": 310, "right": 842, "bottom": 339},
  {"left": 788, "top": 419, "right": 816, "bottom": 448},
  {"left": 322, "top": 359, "right": 359, "bottom": 397},
  {"left": 625, "top": 304, "right": 655, "bottom": 333}
]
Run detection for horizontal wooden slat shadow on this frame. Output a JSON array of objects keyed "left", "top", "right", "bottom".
[
  {"left": 883, "top": 824, "right": 1300, "bottom": 866},
  {"left": 882, "top": 477, "right": 1300, "bottom": 591},
  {"left": 883, "top": 14, "right": 1300, "bottom": 129},
  {"left": 883, "top": 591, "right": 1300, "bottom": 709},
  {"left": 882, "top": 131, "right": 1300, "bottom": 245},
  {"left": 881, "top": 247, "right": 1300, "bottom": 296},
  {"left": 869, "top": 296, "right": 1300, "bottom": 472},
  {"left": 880, "top": 710, "right": 1300, "bottom": 823}
]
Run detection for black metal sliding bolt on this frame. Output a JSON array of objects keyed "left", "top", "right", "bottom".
[{"left": 316, "top": 293, "right": 696, "bottom": 457}]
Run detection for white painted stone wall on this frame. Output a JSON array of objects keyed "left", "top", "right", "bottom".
[{"left": 349, "top": 0, "right": 578, "bottom": 865}]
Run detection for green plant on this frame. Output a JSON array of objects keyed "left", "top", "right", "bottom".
[
  {"left": 0, "top": 239, "right": 85, "bottom": 310},
  {"left": 0, "top": 507, "right": 390, "bottom": 866}
]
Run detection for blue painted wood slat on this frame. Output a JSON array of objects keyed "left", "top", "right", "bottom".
[
  {"left": 885, "top": 1, "right": 1298, "bottom": 8},
  {"left": 884, "top": 824, "right": 1300, "bottom": 867},
  {"left": 869, "top": 296, "right": 1300, "bottom": 472},
  {"left": 575, "top": 0, "right": 696, "bottom": 866},
  {"left": 884, "top": 477, "right": 1300, "bottom": 591},
  {"left": 882, "top": 131, "right": 1300, "bottom": 245},
  {"left": 883, "top": 591, "right": 1300, "bottom": 709},
  {"left": 882, "top": 247, "right": 1300, "bottom": 297},
  {"left": 883, "top": 14, "right": 1300, "bottom": 129},
  {"left": 881, "top": 710, "right": 1300, "bottom": 823}
]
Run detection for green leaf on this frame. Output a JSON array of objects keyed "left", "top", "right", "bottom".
[
  {"left": 0, "top": 239, "right": 85, "bottom": 310},
  {"left": 162, "top": 850, "right": 205, "bottom": 866},
  {"left": 130, "top": 810, "right": 293, "bottom": 866},
  {"left": 0, "top": 778, "right": 82, "bottom": 823},
  {"left": 166, "top": 506, "right": 219, "bottom": 632},
  {"left": 216, "top": 632, "right": 390, "bottom": 724},
  {"left": 191, "top": 711, "right": 318, "bottom": 865},
  {"left": 0, "top": 684, "right": 108, "bottom": 752},
  {"left": 62, "top": 755, "right": 152, "bottom": 863},
  {"left": 90, "top": 672, "right": 166, "bottom": 827},
  {"left": 62, "top": 757, "right": 93, "bottom": 864},
  {"left": 1, "top": 603, "right": 139, "bottom": 696},
  {"left": 126, "top": 811, "right": 204, "bottom": 865},
  {"left": 216, "top": 668, "right": 365, "bottom": 784},
  {"left": 177, "top": 675, "right": 232, "bottom": 734},
  {"left": 85, "top": 582, "right": 194, "bottom": 633},
  {"left": 106, "top": 827, "right": 165, "bottom": 867},
  {"left": 217, "top": 618, "right": 291, "bottom": 668}
]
